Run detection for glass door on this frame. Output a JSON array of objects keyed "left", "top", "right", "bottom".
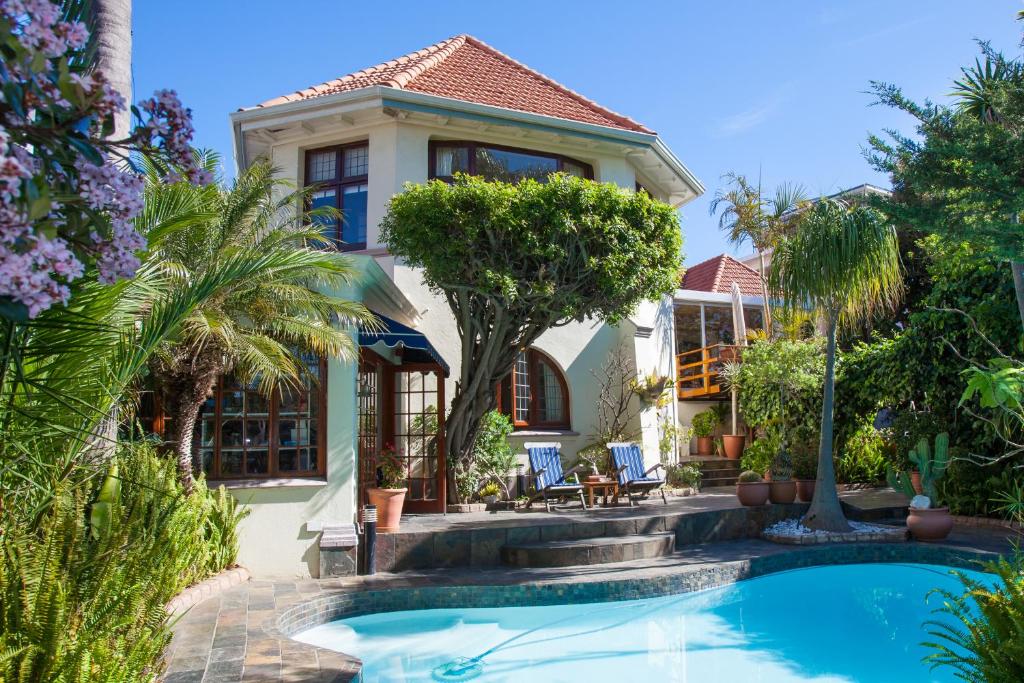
[{"left": 394, "top": 369, "right": 445, "bottom": 513}]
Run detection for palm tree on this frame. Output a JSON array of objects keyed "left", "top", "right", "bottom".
[
  {"left": 91, "top": 0, "right": 133, "bottom": 139},
  {"left": 710, "top": 173, "right": 805, "bottom": 334},
  {"left": 770, "top": 199, "right": 903, "bottom": 531},
  {"left": 137, "top": 156, "right": 375, "bottom": 492}
]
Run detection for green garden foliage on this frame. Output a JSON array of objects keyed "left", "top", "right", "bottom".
[
  {"left": 924, "top": 554, "right": 1024, "bottom": 682},
  {"left": 740, "top": 433, "right": 778, "bottom": 477},
  {"left": 836, "top": 237, "right": 1020, "bottom": 463},
  {"left": 0, "top": 442, "right": 247, "bottom": 682},
  {"left": 473, "top": 411, "right": 518, "bottom": 499},
  {"left": 736, "top": 338, "right": 825, "bottom": 451},
  {"left": 665, "top": 463, "right": 702, "bottom": 489},
  {"left": 834, "top": 419, "right": 888, "bottom": 485},
  {"left": 691, "top": 409, "right": 720, "bottom": 439}
]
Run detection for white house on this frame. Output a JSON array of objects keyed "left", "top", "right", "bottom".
[{"left": 213, "top": 34, "right": 704, "bottom": 576}]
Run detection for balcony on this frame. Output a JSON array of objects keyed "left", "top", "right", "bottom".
[{"left": 675, "top": 344, "right": 739, "bottom": 400}]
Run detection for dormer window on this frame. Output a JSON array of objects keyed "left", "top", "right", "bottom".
[{"left": 430, "top": 141, "right": 592, "bottom": 183}]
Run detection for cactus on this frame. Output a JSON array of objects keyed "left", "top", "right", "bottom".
[
  {"left": 771, "top": 445, "right": 793, "bottom": 481},
  {"left": 738, "top": 470, "right": 764, "bottom": 483},
  {"left": 886, "top": 432, "right": 949, "bottom": 503}
]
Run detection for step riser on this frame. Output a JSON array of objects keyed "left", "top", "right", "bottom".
[{"left": 502, "top": 534, "right": 675, "bottom": 568}]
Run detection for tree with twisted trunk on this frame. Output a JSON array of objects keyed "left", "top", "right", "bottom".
[
  {"left": 770, "top": 199, "right": 903, "bottom": 532},
  {"left": 381, "top": 174, "right": 683, "bottom": 503},
  {"left": 138, "top": 155, "right": 375, "bottom": 493}
]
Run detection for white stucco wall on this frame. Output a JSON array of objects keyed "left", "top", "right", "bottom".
[{"left": 231, "top": 113, "right": 683, "bottom": 577}]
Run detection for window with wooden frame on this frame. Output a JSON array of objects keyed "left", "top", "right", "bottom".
[
  {"left": 305, "top": 142, "right": 369, "bottom": 251},
  {"left": 429, "top": 141, "right": 593, "bottom": 184},
  {"left": 191, "top": 357, "right": 327, "bottom": 480},
  {"left": 496, "top": 348, "right": 570, "bottom": 429}
]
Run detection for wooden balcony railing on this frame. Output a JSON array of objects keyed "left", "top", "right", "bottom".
[{"left": 675, "top": 344, "right": 739, "bottom": 399}]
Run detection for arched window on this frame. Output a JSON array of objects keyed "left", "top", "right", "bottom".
[{"left": 496, "top": 349, "right": 570, "bottom": 429}]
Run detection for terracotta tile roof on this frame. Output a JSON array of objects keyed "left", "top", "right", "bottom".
[
  {"left": 681, "top": 254, "right": 764, "bottom": 297},
  {"left": 252, "top": 35, "right": 653, "bottom": 134}
]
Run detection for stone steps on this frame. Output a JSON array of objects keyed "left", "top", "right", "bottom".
[
  {"left": 693, "top": 458, "right": 740, "bottom": 488},
  {"left": 501, "top": 532, "right": 676, "bottom": 568}
]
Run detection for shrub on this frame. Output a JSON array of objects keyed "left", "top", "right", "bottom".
[
  {"left": 835, "top": 420, "right": 888, "bottom": 484},
  {"left": 473, "top": 411, "right": 517, "bottom": 499},
  {"left": 741, "top": 434, "right": 779, "bottom": 476},
  {"left": 736, "top": 338, "right": 825, "bottom": 450},
  {"left": 666, "top": 464, "right": 702, "bottom": 489},
  {"left": 0, "top": 442, "right": 247, "bottom": 681},
  {"left": 692, "top": 409, "right": 719, "bottom": 438},
  {"left": 792, "top": 444, "right": 817, "bottom": 480}
]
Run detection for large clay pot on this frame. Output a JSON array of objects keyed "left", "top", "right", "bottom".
[
  {"left": 907, "top": 506, "right": 953, "bottom": 541},
  {"left": 697, "top": 436, "right": 715, "bottom": 456},
  {"left": 367, "top": 488, "right": 407, "bottom": 533},
  {"left": 722, "top": 435, "right": 745, "bottom": 460},
  {"left": 736, "top": 481, "right": 770, "bottom": 506},
  {"left": 910, "top": 470, "right": 923, "bottom": 495},
  {"left": 769, "top": 480, "right": 797, "bottom": 504},
  {"left": 796, "top": 480, "right": 816, "bottom": 502}
]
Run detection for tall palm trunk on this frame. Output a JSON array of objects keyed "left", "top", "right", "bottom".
[
  {"left": 801, "top": 316, "right": 852, "bottom": 532},
  {"left": 1012, "top": 261, "right": 1024, "bottom": 333},
  {"left": 92, "top": 0, "right": 133, "bottom": 140},
  {"left": 758, "top": 250, "right": 773, "bottom": 335}
]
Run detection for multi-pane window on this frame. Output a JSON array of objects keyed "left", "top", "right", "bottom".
[
  {"left": 430, "top": 141, "right": 592, "bottom": 183},
  {"left": 497, "top": 348, "right": 570, "bottom": 429},
  {"left": 192, "top": 357, "right": 326, "bottom": 479},
  {"left": 305, "top": 143, "right": 369, "bottom": 251}
]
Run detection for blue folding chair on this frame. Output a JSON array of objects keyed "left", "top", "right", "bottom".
[
  {"left": 524, "top": 442, "right": 587, "bottom": 512},
  {"left": 607, "top": 442, "right": 667, "bottom": 507}
]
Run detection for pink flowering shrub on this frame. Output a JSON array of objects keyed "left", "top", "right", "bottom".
[{"left": 0, "top": 0, "right": 211, "bottom": 318}]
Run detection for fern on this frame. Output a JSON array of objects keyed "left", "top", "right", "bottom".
[{"left": 924, "top": 554, "right": 1024, "bottom": 682}]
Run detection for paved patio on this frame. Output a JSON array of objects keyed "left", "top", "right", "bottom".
[
  {"left": 163, "top": 524, "right": 1015, "bottom": 682},
  {"left": 160, "top": 486, "right": 1012, "bottom": 683}
]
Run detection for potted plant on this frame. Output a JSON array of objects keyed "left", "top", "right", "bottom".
[
  {"left": 792, "top": 445, "right": 817, "bottom": 502},
  {"left": 887, "top": 433, "right": 953, "bottom": 541},
  {"left": 719, "top": 361, "right": 746, "bottom": 460},
  {"left": 631, "top": 372, "right": 673, "bottom": 404},
  {"left": 366, "top": 443, "right": 407, "bottom": 532},
  {"left": 692, "top": 409, "right": 719, "bottom": 456},
  {"left": 480, "top": 481, "right": 501, "bottom": 505},
  {"left": 767, "top": 444, "right": 796, "bottom": 504},
  {"left": 736, "top": 470, "right": 770, "bottom": 506}
]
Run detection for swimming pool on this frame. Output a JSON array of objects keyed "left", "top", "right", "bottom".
[{"left": 296, "top": 563, "right": 985, "bottom": 682}]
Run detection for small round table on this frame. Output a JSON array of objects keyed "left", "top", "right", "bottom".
[{"left": 583, "top": 479, "right": 619, "bottom": 507}]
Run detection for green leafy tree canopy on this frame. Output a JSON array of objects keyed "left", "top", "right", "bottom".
[{"left": 381, "top": 173, "right": 683, "bottom": 501}]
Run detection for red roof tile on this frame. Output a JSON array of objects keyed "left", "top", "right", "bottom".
[
  {"left": 252, "top": 35, "right": 653, "bottom": 134},
  {"left": 681, "top": 254, "right": 764, "bottom": 297}
]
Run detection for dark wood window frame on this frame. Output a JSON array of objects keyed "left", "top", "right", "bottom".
[
  {"left": 304, "top": 141, "right": 369, "bottom": 251},
  {"left": 191, "top": 359, "right": 328, "bottom": 481},
  {"left": 496, "top": 348, "right": 571, "bottom": 430},
  {"left": 428, "top": 140, "right": 593, "bottom": 182}
]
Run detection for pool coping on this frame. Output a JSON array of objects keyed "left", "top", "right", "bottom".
[{"left": 267, "top": 539, "right": 1006, "bottom": 682}]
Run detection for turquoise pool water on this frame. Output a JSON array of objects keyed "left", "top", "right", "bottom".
[{"left": 296, "top": 563, "right": 987, "bottom": 682}]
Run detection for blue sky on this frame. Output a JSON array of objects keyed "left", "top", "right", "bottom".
[{"left": 134, "top": 1, "right": 1022, "bottom": 265}]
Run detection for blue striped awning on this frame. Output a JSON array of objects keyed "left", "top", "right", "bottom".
[{"left": 358, "top": 313, "right": 449, "bottom": 376}]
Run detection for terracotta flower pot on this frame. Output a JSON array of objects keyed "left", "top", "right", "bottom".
[
  {"left": 722, "top": 435, "right": 745, "bottom": 460},
  {"left": 696, "top": 436, "right": 715, "bottom": 456},
  {"left": 910, "top": 470, "right": 923, "bottom": 495},
  {"left": 796, "top": 480, "right": 816, "bottom": 502},
  {"left": 736, "top": 481, "right": 770, "bottom": 506},
  {"left": 769, "top": 480, "right": 797, "bottom": 504},
  {"left": 366, "top": 487, "right": 407, "bottom": 533},
  {"left": 907, "top": 506, "right": 953, "bottom": 541}
]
